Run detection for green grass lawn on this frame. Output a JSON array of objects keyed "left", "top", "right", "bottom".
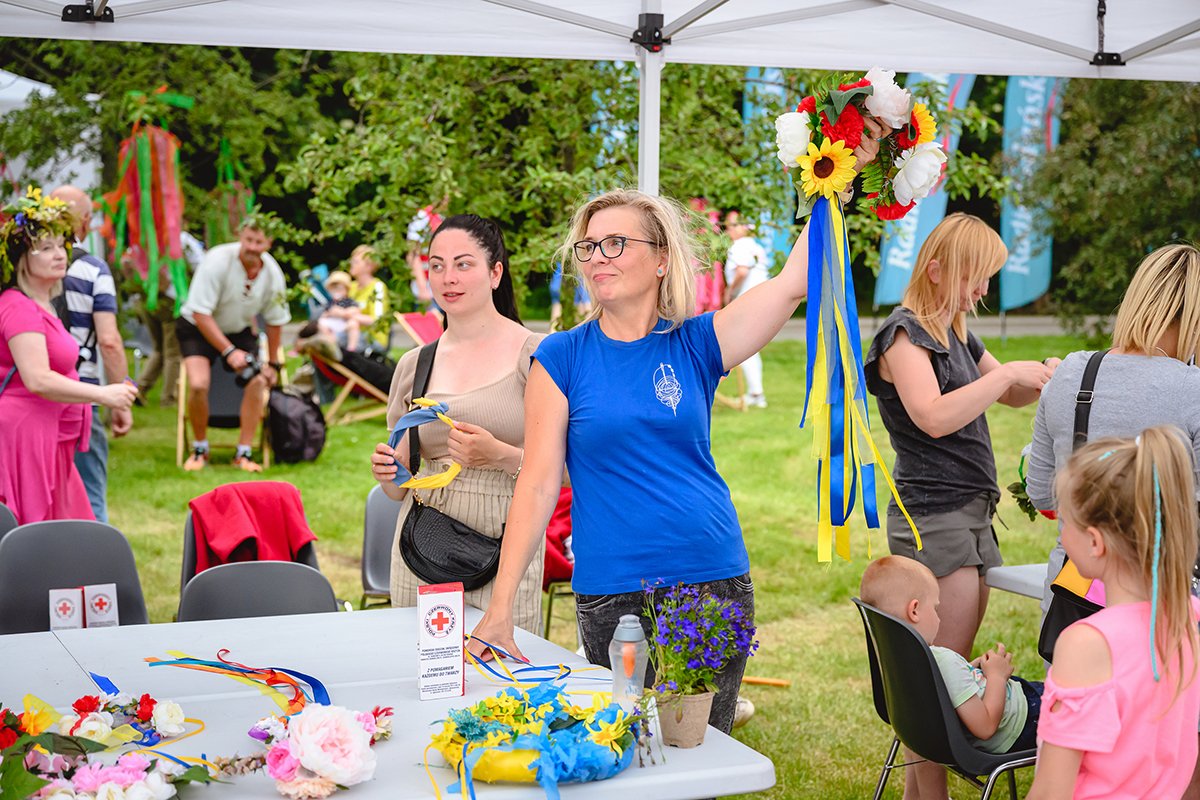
[{"left": 108, "top": 332, "right": 1084, "bottom": 799}]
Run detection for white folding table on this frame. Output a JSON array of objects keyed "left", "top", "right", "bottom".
[
  {"left": 1, "top": 607, "right": 775, "bottom": 799},
  {"left": 985, "top": 563, "right": 1048, "bottom": 600}
]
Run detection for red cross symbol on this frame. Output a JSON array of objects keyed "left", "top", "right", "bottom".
[
  {"left": 91, "top": 595, "right": 110, "bottom": 613},
  {"left": 56, "top": 600, "right": 74, "bottom": 617},
  {"left": 431, "top": 611, "right": 451, "bottom": 632}
]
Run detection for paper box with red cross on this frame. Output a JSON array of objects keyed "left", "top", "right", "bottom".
[{"left": 417, "top": 582, "right": 464, "bottom": 700}]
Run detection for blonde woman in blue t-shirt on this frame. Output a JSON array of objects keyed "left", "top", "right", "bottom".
[{"left": 468, "top": 124, "right": 886, "bottom": 734}]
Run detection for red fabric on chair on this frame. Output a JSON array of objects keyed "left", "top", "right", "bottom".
[
  {"left": 189, "top": 481, "right": 317, "bottom": 574},
  {"left": 543, "top": 487, "right": 574, "bottom": 591}
]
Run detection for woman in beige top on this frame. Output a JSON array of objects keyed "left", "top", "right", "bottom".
[{"left": 370, "top": 215, "right": 545, "bottom": 632}]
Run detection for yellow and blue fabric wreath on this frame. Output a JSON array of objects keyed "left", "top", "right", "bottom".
[{"left": 801, "top": 196, "right": 920, "bottom": 561}]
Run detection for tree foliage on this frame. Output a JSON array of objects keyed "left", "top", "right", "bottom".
[{"left": 1030, "top": 79, "right": 1200, "bottom": 327}]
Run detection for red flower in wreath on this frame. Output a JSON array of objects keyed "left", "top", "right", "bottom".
[
  {"left": 796, "top": 95, "right": 816, "bottom": 114},
  {"left": 838, "top": 78, "right": 871, "bottom": 91},
  {"left": 868, "top": 193, "right": 916, "bottom": 221},
  {"left": 0, "top": 725, "right": 17, "bottom": 750},
  {"left": 820, "top": 103, "right": 865, "bottom": 150},
  {"left": 72, "top": 695, "right": 101, "bottom": 715},
  {"left": 136, "top": 693, "right": 157, "bottom": 722}
]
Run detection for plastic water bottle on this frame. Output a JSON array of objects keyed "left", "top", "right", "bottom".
[{"left": 609, "top": 614, "right": 648, "bottom": 713}]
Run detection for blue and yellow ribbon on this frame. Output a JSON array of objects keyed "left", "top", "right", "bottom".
[
  {"left": 801, "top": 196, "right": 920, "bottom": 561},
  {"left": 388, "top": 398, "right": 462, "bottom": 490}
]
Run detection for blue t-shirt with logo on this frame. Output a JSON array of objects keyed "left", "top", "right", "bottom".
[{"left": 533, "top": 312, "right": 748, "bottom": 594}]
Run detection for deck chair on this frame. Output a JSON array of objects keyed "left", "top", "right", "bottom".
[
  {"left": 176, "top": 355, "right": 273, "bottom": 467},
  {"left": 177, "top": 562, "right": 338, "bottom": 621},
  {"left": 0, "top": 501, "right": 18, "bottom": 543},
  {"left": 394, "top": 310, "right": 443, "bottom": 348},
  {"left": 0, "top": 521, "right": 149, "bottom": 634},
  {"left": 361, "top": 484, "right": 401, "bottom": 608},
  {"left": 852, "top": 599, "right": 1036, "bottom": 800},
  {"left": 713, "top": 366, "right": 747, "bottom": 411},
  {"left": 305, "top": 343, "right": 394, "bottom": 427}
]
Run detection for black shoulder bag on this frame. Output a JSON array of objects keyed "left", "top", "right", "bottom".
[
  {"left": 1036, "top": 349, "right": 1108, "bottom": 663},
  {"left": 398, "top": 341, "right": 503, "bottom": 590}
]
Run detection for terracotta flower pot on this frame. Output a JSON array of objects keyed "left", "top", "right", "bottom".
[{"left": 657, "top": 691, "right": 714, "bottom": 748}]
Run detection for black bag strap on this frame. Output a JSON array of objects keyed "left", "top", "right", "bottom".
[
  {"left": 408, "top": 340, "right": 440, "bottom": 478},
  {"left": 1072, "top": 349, "right": 1109, "bottom": 452}
]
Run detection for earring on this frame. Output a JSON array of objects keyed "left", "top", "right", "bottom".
[{"left": 656, "top": 268, "right": 664, "bottom": 277}]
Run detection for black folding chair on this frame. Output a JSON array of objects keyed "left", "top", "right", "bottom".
[
  {"left": 0, "top": 521, "right": 149, "bottom": 634},
  {"left": 177, "top": 562, "right": 338, "bottom": 622},
  {"left": 361, "top": 485, "right": 401, "bottom": 608},
  {"left": 852, "top": 598, "right": 1037, "bottom": 800}
]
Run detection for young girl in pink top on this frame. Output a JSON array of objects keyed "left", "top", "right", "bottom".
[{"left": 1028, "top": 426, "right": 1200, "bottom": 799}]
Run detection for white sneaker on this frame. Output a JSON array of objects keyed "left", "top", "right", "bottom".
[
  {"left": 743, "top": 394, "right": 768, "bottom": 408},
  {"left": 733, "top": 696, "right": 755, "bottom": 728}
]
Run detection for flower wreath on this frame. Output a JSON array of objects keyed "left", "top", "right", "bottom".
[
  {"left": 427, "top": 683, "right": 648, "bottom": 800},
  {"left": 0, "top": 185, "right": 76, "bottom": 284},
  {"left": 774, "top": 67, "right": 947, "bottom": 220},
  {"left": 229, "top": 704, "right": 395, "bottom": 800}
]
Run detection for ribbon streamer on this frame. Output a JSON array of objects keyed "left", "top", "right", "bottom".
[
  {"left": 388, "top": 398, "right": 462, "bottom": 489},
  {"left": 146, "top": 649, "right": 329, "bottom": 715},
  {"left": 801, "top": 195, "right": 920, "bottom": 561}
]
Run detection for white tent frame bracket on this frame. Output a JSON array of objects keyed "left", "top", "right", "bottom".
[
  {"left": 631, "top": 11, "right": 668, "bottom": 52},
  {"left": 1089, "top": 0, "right": 1124, "bottom": 67}
]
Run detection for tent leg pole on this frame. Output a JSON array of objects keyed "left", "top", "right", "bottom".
[{"left": 636, "top": 25, "right": 663, "bottom": 196}]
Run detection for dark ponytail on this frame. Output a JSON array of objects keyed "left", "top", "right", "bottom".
[{"left": 429, "top": 214, "right": 521, "bottom": 324}]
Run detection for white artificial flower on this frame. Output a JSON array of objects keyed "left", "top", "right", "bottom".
[
  {"left": 893, "top": 142, "right": 948, "bottom": 205},
  {"left": 863, "top": 67, "right": 913, "bottom": 129},
  {"left": 152, "top": 759, "right": 186, "bottom": 779},
  {"left": 141, "top": 772, "right": 177, "bottom": 800},
  {"left": 92, "top": 783, "right": 126, "bottom": 800},
  {"left": 75, "top": 711, "right": 115, "bottom": 742},
  {"left": 40, "top": 786, "right": 77, "bottom": 800},
  {"left": 774, "top": 111, "right": 812, "bottom": 169},
  {"left": 150, "top": 701, "right": 186, "bottom": 738},
  {"left": 57, "top": 714, "right": 81, "bottom": 735},
  {"left": 100, "top": 692, "right": 133, "bottom": 709},
  {"left": 122, "top": 782, "right": 155, "bottom": 800},
  {"left": 252, "top": 715, "right": 288, "bottom": 742}
]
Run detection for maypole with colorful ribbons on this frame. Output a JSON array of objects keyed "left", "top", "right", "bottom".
[
  {"left": 207, "top": 137, "right": 256, "bottom": 246},
  {"left": 777, "top": 68, "right": 947, "bottom": 562},
  {"left": 101, "top": 87, "right": 193, "bottom": 312}
]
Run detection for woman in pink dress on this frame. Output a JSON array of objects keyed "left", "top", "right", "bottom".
[{"left": 0, "top": 188, "right": 136, "bottom": 524}]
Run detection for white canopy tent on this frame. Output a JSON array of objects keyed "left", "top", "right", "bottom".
[{"left": 3, "top": 0, "right": 1197, "bottom": 193}]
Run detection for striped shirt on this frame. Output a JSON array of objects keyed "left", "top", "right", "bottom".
[{"left": 63, "top": 252, "right": 117, "bottom": 385}]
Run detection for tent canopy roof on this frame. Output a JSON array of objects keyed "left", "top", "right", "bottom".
[{"left": 2, "top": 0, "right": 1197, "bottom": 82}]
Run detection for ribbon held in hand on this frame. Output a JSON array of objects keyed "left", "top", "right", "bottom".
[{"left": 388, "top": 398, "right": 462, "bottom": 490}]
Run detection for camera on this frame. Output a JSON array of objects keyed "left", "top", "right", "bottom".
[{"left": 235, "top": 353, "right": 263, "bottom": 387}]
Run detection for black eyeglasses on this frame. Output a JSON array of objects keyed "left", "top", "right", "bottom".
[{"left": 572, "top": 235, "right": 658, "bottom": 262}]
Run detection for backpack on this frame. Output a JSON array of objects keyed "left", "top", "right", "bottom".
[{"left": 267, "top": 387, "right": 326, "bottom": 463}]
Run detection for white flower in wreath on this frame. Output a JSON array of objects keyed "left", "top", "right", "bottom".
[
  {"left": 56, "top": 714, "right": 80, "bottom": 735},
  {"left": 143, "top": 771, "right": 179, "bottom": 800},
  {"left": 76, "top": 711, "right": 115, "bottom": 742},
  {"left": 150, "top": 700, "right": 186, "bottom": 738},
  {"left": 863, "top": 67, "right": 912, "bottom": 129},
  {"left": 774, "top": 111, "right": 812, "bottom": 169},
  {"left": 893, "top": 142, "right": 948, "bottom": 205},
  {"left": 94, "top": 782, "right": 128, "bottom": 800}
]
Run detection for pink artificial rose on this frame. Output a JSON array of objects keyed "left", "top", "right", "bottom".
[
  {"left": 286, "top": 705, "right": 377, "bottom": 787},
  {"left": 276, "top": 775, "right": 338, "bottom": 799},
  {"left": 71, "top": 762, "right": 106, "bottom": 793},
  {"left": 266, "top": 741, "right": 301, "bottom": 782},
  {"left": 355, "top": 711, "right": 377, "bottom": 735}
]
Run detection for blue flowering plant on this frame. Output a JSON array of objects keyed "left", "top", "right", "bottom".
[{"left": 644, "top": 584, "right": 758, "bottom": 696}]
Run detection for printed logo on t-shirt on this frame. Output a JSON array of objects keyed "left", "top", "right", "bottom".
[{"left": 654, "top": 362, "right": 682, "bottom": 416}]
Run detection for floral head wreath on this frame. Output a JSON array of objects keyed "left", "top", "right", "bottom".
[
  {"left": 0, "top": 186, "right": 76, "bottom": 285},
  {"left": 238, "top": 206, "right": 284, "bottom": 241}
]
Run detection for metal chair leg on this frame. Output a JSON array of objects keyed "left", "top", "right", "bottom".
[
  {"left": 1007, "top": 767, "right": 1018, "bottom": 800},
  {"left": 874, "top": 737, "right": 900, "bottom": 800}
]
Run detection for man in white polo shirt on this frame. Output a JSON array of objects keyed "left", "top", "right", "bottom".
[{"left": 176, "top": 216, "right": 290, "bottom": 471}]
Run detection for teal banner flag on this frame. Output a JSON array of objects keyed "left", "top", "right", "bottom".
[
  {"left": 1000, "top": 76, "right": 1062, "bottom": 311},
  {"left": 874, "top": 73, "right": 976, "bottom": 307}
]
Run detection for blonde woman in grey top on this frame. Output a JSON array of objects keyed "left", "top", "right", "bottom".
[{"left": 1026, "top": 243, "right": 1200, "bottom": 616}]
